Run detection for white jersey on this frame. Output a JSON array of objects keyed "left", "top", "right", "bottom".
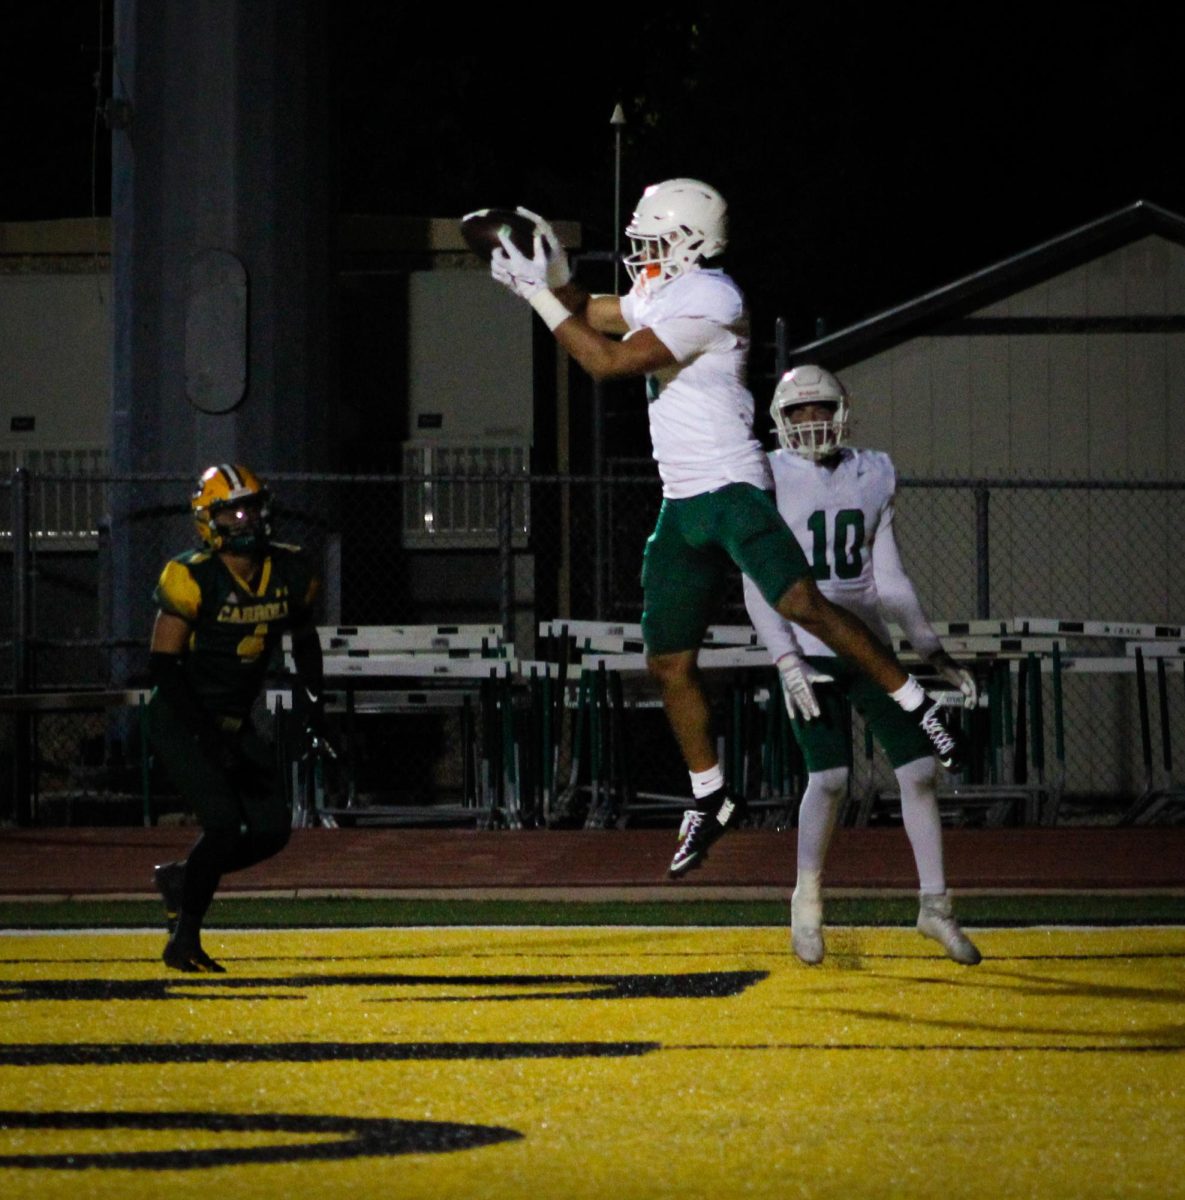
[
  {"left": 743, "top": 447, "right": 944, "bottom": 662},
  {"left": 619, "top": 269, "right": 771, "bottom": 499}
]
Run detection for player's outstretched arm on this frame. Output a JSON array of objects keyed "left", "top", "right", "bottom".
[
  {"left": 512, "top": 208, "right": 628, "bottom": 335},
  {"left": 872, "top": 506, "right": 977, "bottom": 709},
  {"left": 289, "top": 601, "right": 337, "bottom": 754},
  {"left": 491, "top": 233, "right": 674, "bottom": 380},
  {"left": 743, "top": 576, "right": 820, "bottom": 721},
  {"left": 290, "top": 615, "right": 325, "bottom": 706}
]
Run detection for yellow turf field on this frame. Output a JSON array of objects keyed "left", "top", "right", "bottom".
[{"left": 1, "top": 925, "right": 1183, "bottom": 1199}]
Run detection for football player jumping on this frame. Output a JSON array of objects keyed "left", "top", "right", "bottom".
[
  {"left": 744, "top": 366, "right": 981, "bottom": 965},
  {"left": 148, "top": 465, "right": 326, "bottom": 972},
  {"left": 490, "top": 180, "right": 965, "bottom": 878}
]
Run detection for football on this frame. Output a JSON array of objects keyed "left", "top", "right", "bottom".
[{"left": 460, "top": 207, "right": 538, "bottom": 263}]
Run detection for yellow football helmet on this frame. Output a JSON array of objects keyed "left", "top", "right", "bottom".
[{"left": 191, "top": 464, "right": 272, "bottom": 552}]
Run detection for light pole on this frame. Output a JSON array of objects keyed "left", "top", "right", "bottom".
[{"left": 594, "top": 103, "right": 627, "bottom": 617}]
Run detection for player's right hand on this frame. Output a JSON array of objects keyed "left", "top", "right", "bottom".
[
  {"left": 491, "top": 231, "right": 550, "bottom": 300},
  {"left": 515, "top": 206, "right": 571, "bottom": 289},
  {"left": 777, "top": 653, "right": 821, "bottom": 722}
]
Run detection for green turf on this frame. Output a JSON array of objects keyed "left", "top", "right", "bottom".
[{"left": 2, "top": 893, "right": 1185, "bottom": 930}]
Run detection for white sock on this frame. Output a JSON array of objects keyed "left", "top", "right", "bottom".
[
  {"left": 796, "top": 767, "right": 848, "bottom": 878},
  {"left": 896, "top": 755, "right": 947, "bottom": 895},
  {"left": 794, "top": 868, "right": 823, "bottom": 901},
  {"left": 890, "top": 676, "right": 927, "bottom": 713},
  {"left": 690, "top": 764, "right": 724, "bottom": 800}
]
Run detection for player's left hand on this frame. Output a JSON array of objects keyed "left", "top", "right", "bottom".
[
  {"left": 933, "top": 657, "right": 977, "bottom": 709},
  {"left": 491, "top": 230, "right": 550, "bottom": 300},
  {"left": 515, "top": 207, "right": 571, "bottom": 288}
]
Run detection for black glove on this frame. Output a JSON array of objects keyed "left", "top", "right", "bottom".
[{"left": 298, "top": 689, "right": 337, "bottom": 761}]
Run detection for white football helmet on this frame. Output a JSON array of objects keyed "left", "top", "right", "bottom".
[
  {"left": 771, "top": 365, "right": 850, "bottom": 461},
  {"left": 623, "top": 178, "right": 727, "bottom": 295}
]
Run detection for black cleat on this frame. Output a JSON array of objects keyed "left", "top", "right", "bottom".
[
  {"left": 162, "top": 935, "right": 226, "bottom": 974},
  {"left": 153, "top": 861, "right": 186, "bottom": 936},
  {"left": 914, "top": 700, "right": 966, "bottom": 772},
  {"left": 669, "top": 789, "right": 747, "bottom": 877}
]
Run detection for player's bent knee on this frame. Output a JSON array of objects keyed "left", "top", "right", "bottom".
[
  {"left": 775, "top": 576, "right": 827, "bottom": 627},
  {"left": 812, "top": 766, "right": 850, "bottom": 803},
  {"left": 646, "top": 650, "right": 697, "bottom": 687}
]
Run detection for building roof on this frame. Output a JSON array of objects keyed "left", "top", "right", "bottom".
[{"left": 788, "top": 200, "right": 1185, "bottom": 370}]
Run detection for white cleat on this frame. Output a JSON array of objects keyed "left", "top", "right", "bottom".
[
  {"left": 917, "top": 892, "right": 982, "bottom": 966},
  {"left": 791, "top": 884, "right": 825, "bottom": 965}
]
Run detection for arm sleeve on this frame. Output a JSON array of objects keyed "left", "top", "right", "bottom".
[
  {"left": 743, "top": 573, "right": 804, "bottom": 663},
  {"left": 871, "top": 500, "right": 944, "bottom": 662},
  {"left": 289, "top": 620, "right": 325, "bottom": 705}
]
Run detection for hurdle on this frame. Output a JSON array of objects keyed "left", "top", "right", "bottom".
[
  {"left": 1121, "top": 646, "right": 1185, "bottom": 824},
  {"left": 277, "top": 625, "right": 519, "bottom": 827}
]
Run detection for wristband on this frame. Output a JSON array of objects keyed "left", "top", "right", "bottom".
[{"left": 529, "top": 289, "right": 571, "bottom": 332}]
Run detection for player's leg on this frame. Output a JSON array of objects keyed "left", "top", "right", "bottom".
[
  {"left": 147, "top": 700, "right": 243, "bottom": 972},
  {"left": 718, "top": 485, "right": 965, "bottom": 771},
  {"left": 785, "top": 663, "right": 853, "bottom": 964},
  {"left": 641, "top": 498, "right": 741, "bottom": 875},
  {"left": 170, "top": 826, "right": 235, "bottom": 971},
  {"left": 776, "top": 577, "right": 965, "bottom": 771},
  {"left": 646, "top": 649, "right": 716, "bottom": 772},
  {"left": 896, "top": 758, "right": 981, "bottom": 965},
  {"left": 228, "top": 725, "right": 292, "bottom": 869},
  {"left": 792, "top": 767, "right": 847, "bottom": 964},
  {"left": 861, "top": 686, "right": 982, "bottom": 965}
]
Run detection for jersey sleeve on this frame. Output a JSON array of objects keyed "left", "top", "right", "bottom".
[
  {"left": 743, "top": 574, "right": 803, "bottom": 662},
  {"left": 153, "top": 560, "right": 201, "bottom": 622},
  {"left": 871, "top": 474, "right": 944, "bottom": 662},
  {"left": 647, "top": 316, "right": 737, "bottom": 364},
  {"left": 299, "top": 574, "right": 321, "bottom": 617}
]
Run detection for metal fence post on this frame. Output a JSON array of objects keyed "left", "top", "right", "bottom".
[
  {"left": 592, "top": 381, "right": 606, "bottom": 618},
  {"left": 974, "top": 485, "right": 990, "bottom": 619},
  {"left": 498, "top": 477, "right": 514, "bottom": 643},
  {"left": 13, "top": 468, "right": 31, "bottom": 692},
  {"left": 12, "top": 467, "right": 33, "bottom": 824}
]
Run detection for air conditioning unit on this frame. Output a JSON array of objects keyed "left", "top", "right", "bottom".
[{"left": 401, "top": 441, "right": 529, "bottom": 549}]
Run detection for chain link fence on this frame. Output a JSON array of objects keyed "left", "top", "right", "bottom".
[{"left": 4, "top": 467, "right": 1185, "bottom": 825}]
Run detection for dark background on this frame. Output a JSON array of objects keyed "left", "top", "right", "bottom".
[{"left": 6, "top": 4, "right": 1185, "bottom": 373}]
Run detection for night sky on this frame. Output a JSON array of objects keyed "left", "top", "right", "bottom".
[{"left": 7, "top": 4, "right": 1185, "bottom": 352}]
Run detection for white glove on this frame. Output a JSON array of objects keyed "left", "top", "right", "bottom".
[
  {"left": 933, "top": 659, "right": 977, "bottom": 709},
  {"left": 777, "top": 653, "right": 821, "bottom": 722},
  {"left": 490, "top": 229, "right": 551, "bottom": 300},
  {"left": 516, "top": 206, "right": 571, "bottom": 289}
]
